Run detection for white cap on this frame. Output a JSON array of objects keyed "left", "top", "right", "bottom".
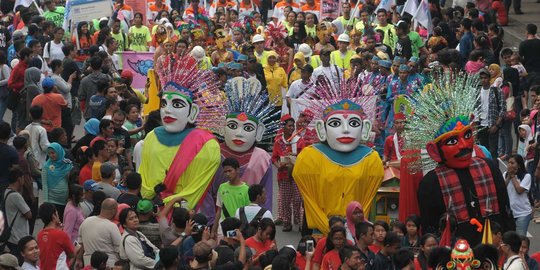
[
  {"left": 252, "top": 34, "right": 264, "bottom": 43},
  {"left": 190, "top": 46, "right": 206, "bottom": 60},
  {"left": 10, "top": 59, "right": 19, "bottom": 69},
  {"left": 298, "top": 43, "right": 312, "bottom": 58},
  {"left": 158, "top": 17, "right": 169, "bottom": 25},
  {"left": 99, "top": 17, "right": 108, "bottom": 22},
  {"left": 164, "top": 22, "right": 173, "bottom": 29},
  {"left": 337, "top": 33, "right": 350, "bottom": 43}
]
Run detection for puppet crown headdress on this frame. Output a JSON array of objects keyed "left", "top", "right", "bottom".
[
  {"left": 403, "top": 71, "right": 481, "bottom": 171},
  {"left": 155, "top": 55, "right": 225, "bottom": 132}
]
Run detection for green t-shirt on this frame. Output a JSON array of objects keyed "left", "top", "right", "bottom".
[
  {"left": 376, "top": 23, "right": 397, "bottom": 53},
  {"left": 128, "top": 25, "right": 152, "bottom": 52},
  {"left": 216, "top": 182, "right": 250, "bottom": 218},
  {"left": 408, "top": 31, "right": 424, "bottom": 58},
  {"left": 43, "top": 7, "right": 65, "bottom": 28},
  {"left": 111, "top": 31, "right": 128, "bottom": 52}
]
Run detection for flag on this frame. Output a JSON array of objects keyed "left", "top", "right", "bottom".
[
  {"left": 413, "top": 0, "right": 433, "bottom": 34},
  {"left": 13, "top": 0, "right": 32, "bottom": 11},
  {"left": 439, "top": 213, "right": 452, "bottom": 248},
  {"left": 402, "top": 0, "right": 418, "bottom": 16},
  {"left": 374, "top": 0, "right": 394, "bottom": 13},
  {"left": 482, "top": 218, "right": 493, "bottom": 244}
]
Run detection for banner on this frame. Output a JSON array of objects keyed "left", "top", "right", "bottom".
[
  {"left": 320, "top": 0, "right": 341, "bottom": 20},
  {"left": 68, "top": 0, "right": 113, "bottom": 23},
  {"left": 118, "top": 51, "right": 154, "bottom": 91}
]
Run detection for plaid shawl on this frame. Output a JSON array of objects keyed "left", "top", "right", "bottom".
[{"left": 435, "top": 158, "right": 500, "bottom": 223}]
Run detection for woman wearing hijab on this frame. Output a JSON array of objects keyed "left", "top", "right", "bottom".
[
  {"left": 19, "top": 67, "right": 42, "bottom": 131},
  {"left": 42, "top": 142, "right": 73, "bottom": 221},
  {"left": 264, "top": 51, "right": 288, "bottom": 115},
  {"left": 345, "top": 201, "right": 365, "bottom": 244},
  {"left": 489, "top": 64, "right": 503, "bottom": 88},
  {"left": 71, "top": 118, "right": 100, "bottom": 157},
  {"left": 287, "top": 52, "right": 306, "bottom": 86}
]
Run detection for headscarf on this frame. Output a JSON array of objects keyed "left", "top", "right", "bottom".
[
  {"left": 84, "top": 118, "right": 100, "bottom": 135},
  {"left": 43, "top": 143, "right": 73, "bottom": 188},
  {"left": 489, "top": 64, "right": 502, "bottom": 84},
  {"left": 114, "top": 203, "right": 131, "bottom": 234},
  {"left": 293, "top": 52, "right": 306, "bottom": 67},
  {"left": 24, "top": 67, "right": 42, "bottom": 92},
  {"left": 517, "top": 124, "right": 533, "bottom": 158},
  {"left": 346, "top": 201, "right": 365, "bottom": 241}
]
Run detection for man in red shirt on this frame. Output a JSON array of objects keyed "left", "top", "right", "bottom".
[
  {"left": 7, "top": 47, "right": 32, "bottom": 132},
  {"left": 37, "top": 203, "right": 76, "bottom": 269},
  {"left": 31, "top": 77, "right": 67, "bottom": 132}
]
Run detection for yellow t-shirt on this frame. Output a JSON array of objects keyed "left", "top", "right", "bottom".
[{"left": 92, "top": 160, "right": 102, "bottom": 182}]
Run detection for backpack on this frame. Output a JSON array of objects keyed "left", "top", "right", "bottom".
[
  {"left": 122, "top": 231, "right": 156, "bottom": 260},
  {"left": 238, "top": 206, "right": 267, "bottom": 238},
  {"left": 0, "top": 190, "right": 19, "bottom": 252}
]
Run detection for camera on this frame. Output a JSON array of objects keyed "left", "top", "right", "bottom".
[
  {"left": 192, "top": 223, "right": 206, "bottom": 233},
  {"left": 226, "top": 230, "right": 237, "bottom": 238}
]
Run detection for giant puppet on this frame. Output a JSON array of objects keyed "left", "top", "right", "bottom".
[
  {"left": 405, "top": 72, "right": 514, "bottom": 247},
  {"left": 292, "top": 78, "right": 385, "bottom": 234},
  {"left": 139, "top": 55, "right": 224, "bottom": 208},
  {"left": 201, "top": 77, "right": 279, "bottom": 224}
]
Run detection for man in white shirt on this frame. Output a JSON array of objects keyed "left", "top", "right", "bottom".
[
  {"left": 502, "top": 231, "right": 527, "bottom": 270},
  {"left": 312, "top": 48, "right": 343, "bottom": 89},
  {"left": 287, "top": 64, "right": 315, "bottom": 100},
  {"left": 25, "top": 105, "right": 50, "bottom": 168},
  {"left": 235, "top": 184, "right": 273, "bottom": 224}
]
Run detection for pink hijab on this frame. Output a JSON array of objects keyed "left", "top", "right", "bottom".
[
  {"left": 113, "top": 203, "right": 131, "bottom": 234},
  {"left": 346, "top": 201, "right": 365, "bottom": 240}
]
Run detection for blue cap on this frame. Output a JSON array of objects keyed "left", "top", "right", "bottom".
[
  {"left": 42, "top": 77, "right": 55, "bottom": 89},
  {"left": 379, "top": 60, "right": 392, "bottom": 69},
  {"left": 409, "top": 56, "right": 419, "bottom": 63},
  {"left": 83, "top": 179, "right": 102, "bottom": 192},
  {"left": 372, "top": 55, "right": 380, "bottom": 62},
  {"left": 227, "top": 62, "right": 243, "bottom": 70},
  {"left": 398, "top": 64, "right": 410, "bottom": 72},
  {"left": 393, "top": 56, "right": 403, "bottom": 64}
]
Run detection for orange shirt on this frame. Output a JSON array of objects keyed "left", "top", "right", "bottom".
[
  {"left": 245, "top": 237, "right": 274, "bottom": 256},
  {"left": 31, "top": 93, "right": 67, "bottom": 132},
  {"left": 301, "top": 3, "right": 320, "bottom": 12}
]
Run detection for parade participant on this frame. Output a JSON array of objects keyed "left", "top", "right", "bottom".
[
  {"left": 273, "top": 114, "right": 304, "bottom": 232},
  {"left": 138, "top": 54, "right": 224, "bottom": 208},
  {"left": 200, "top": 77, "right": 279, "bottom": 224},
  {"left": 298, "top": 43, "right": 321, "bottom": 69},
  {"left": 211, "top": 29, "right": 233, "bottom": 66},
  {"left": 209, "top": 0, "right": 237, "bottom": 17},
  {"left": 292, "top": 78, "right": 384, "bottom": 234},
  {"left": 331, "top": 34, "right": 355, "bottom": 70},
  {"left": 406, "top": 72, "right": 515, "bottom": 247},
  {"left": 446, "top": 240, "right": 482, "bottom": 270},
  {"left": 383, "top": 112, "right": 406, "bottom": 165},
  {"left": 384, "top": 64, "right": 422, "bottom": 134},
  {"left": 266, "top": 21, "right": 293, "bottom": 71},
  {"left": 230, "top": 23, "right": 246, "bottom": 51}
]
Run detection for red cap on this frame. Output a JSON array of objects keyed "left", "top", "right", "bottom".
[
  {"left": 121, "top": 70, "right": 133, "bottom": 83},
  {"left": 280, "top": 114, "right": 293, "bottom": 123},
  {"left": 300, "top": 109, "right": 315, "bottom": 119},
  {"left": 394, "top": 113, "right": 406, "bottom": 121}
]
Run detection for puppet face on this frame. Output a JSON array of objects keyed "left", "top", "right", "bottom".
[
  {"left": 426, "top": 119, "right": 474, "bottom": 169},
  {"left": 160, "top": 92, "right": 199, "bottom": 133},
  {"left": 224, "top": 113, "right": 265, "bottom": 152},
  {"left": 316, "top": 112, "right": 371, "bottom": 152},
  {"left": 446, "top": 240, "right": 481, "bottom": 270},
  {"left": 215, "top": 29, "right": 230, "bottom": 49}
]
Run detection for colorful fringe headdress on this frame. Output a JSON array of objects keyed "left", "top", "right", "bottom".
[
  {"left": 304, "top": 77, "right": 379, "bottom": 122},
  {"left": 265, "top": 21, "right": 287, "bottom": 47},
  {"left": 403, "top": 71, "right": 481, "bottom": 172},
  {"left": 155, "top": 55, "right": 225, "bottom": 133},
  {"left": 221, "top": 77, "right": 280, "bottom": 140}
]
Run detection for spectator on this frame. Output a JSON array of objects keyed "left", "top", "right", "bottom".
[
  {"left": 458, "top": 18, "right": 474, "bottom": 65},
  {"left": 345, "top": 201, "right": 365, "bottom": 244},
  {"left": 71, "top": 118, "right": 100, "bottom": 158},
  {"left": 117, "top": 172, "right": 142, "bottom": 208},
  {"left": 88, "top": 81, "right": 109, "bottom": 120},
  {"left": 158, "top": 196, "right": 190, "bottom": 247},
  {"left": 0, "top": 50, "right": 11, "bottom": 121},
  {"left": 118, "top": 207, "right": 159, "bottom": 270},
  {"left": 12, "top": 136, "right": 38, "bottom": 234},
  {"left": 215, "top": 217, "right": 246, "bottom": 267},
  {"left": 356, "top": 222, "right": 376, "bottom": 270},
  {"left": 7, "top": 47, "right": 31, "bottom": 131},
  {"left": 501, "top": 231, "right": 526, "bottom": 270},
  {"left": 519, "top": 24, "right": 540, "bottom": 88},
  {"left": 98, "top": 162, "right": 121, "bottom": 200},
  {"left": 63, "top": 184, "right": 85, "bottom": 242},
  {"left": 414, "top": 234, "right": 438, "bottom": 270},
  {"left": 190, "top": 241, "right": 214, "bottom": 270},
  {"left": 338, "top": 245, "right": 364, "bottom": 270},
  {"left": 370, "top": 220, "right": 389, "bottom": 254},
  {"left": 78, "top": 198, "right": 122, "bottom": 267},
  {"left": 61, "top": 44, "right": 81, "bottom": 110},
  {"left": 42, "top": 142, "right": 73, "bottom": 220},
  {"left": 43, "top": 27, "right": 65, "bottom": 63},
  {"left": 79, "top": 56, "right": 110, "bottom": 121},
  {"left": 373, "top": 232, "right": 401, "bottom": 270},
  {"left": 84, "top": 251, "right": 108, "bottom": 270},
  {"left": 235, "top": 184, "right": 273, "bottom": 229},
  {"left": 312, "top": 217, "right": 347, "bottom": 269},
  {"left": 0, "top": 122, "right": 18, "bottom": 191},
  {"left": 155, "top": 247, "right": 179, "bottom": 270},
  {"left": 18, "top": 236, "right": 39, "bottom": 270},
  {"left": 0, "top": 254, "right": 23, "bottom": 270},
  {"left": 106, "top": 138, "right": 128, "bottom": 183},
  {"left": 245, "top": 218, "right": 277, "bottom": 263},
  {"left": 321, "top": 226, "right": 348, "bottom": 270},
  {"left": 401, "top": 215, "right": 420, "bottom": 253},
  {"left": 111, "top": 109, "right": 132, "bottom": 152},
  {"left": 476, "top": 68, "right": 505, "bottom": 158},
  {"left": 91, "top": 140, "right": 110, "bottom": 181},
  {"left": 136, "top": 199, "right": 161, "bottom": 248},
  {"left": 394, "top": 248, "right": 415, "bottom": 270},
  {"left": 31, "top": 77, "right": 67, "bottom": 132},
  {"left": 21, "top": 67, "right": 43, "bottom": 131},
  {"left": 81, "top": 179, "right": 102, "bottom": 217},
  {"left": 212, "top": 158, "right": 250, "bottom": 237},
  {"left": 3, "top": 168, "right": 32, "bottom": 258},
  {"left": 178, "top": 213, "right": 213, "bottom": 265},
  {"left": 504, "top": 155, "right": 533, "bottom": 236},
  {"left": 520, "top": 236, "right": 539, "bottom": 270},
  {"left": 36, "top": 202, "right": 76, "bottom": 269},
  {"left": 24, "top": 105, "right": 50, "bottom": 168},
  {"left": 90, "top": 119, "right": 114, "bottom": 147}
]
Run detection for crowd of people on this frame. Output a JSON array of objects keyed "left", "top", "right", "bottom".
[{"left": 0, "top": 0, "right": 540, "bottom": 269}]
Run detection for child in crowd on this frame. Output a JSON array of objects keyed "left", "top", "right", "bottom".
[
  {"left": 369, "top": 220, "right": 389, "bottom": 254},
  {"left": 390, "top": 220, "right": 406, "bottom": 238},
  {"left": 401, "top": 215, "right": 421, "bottom": 255}
]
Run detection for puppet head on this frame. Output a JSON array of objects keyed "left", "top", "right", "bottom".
[{"left": 446, "top": 240, "right": 481, "bottom": 270}]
